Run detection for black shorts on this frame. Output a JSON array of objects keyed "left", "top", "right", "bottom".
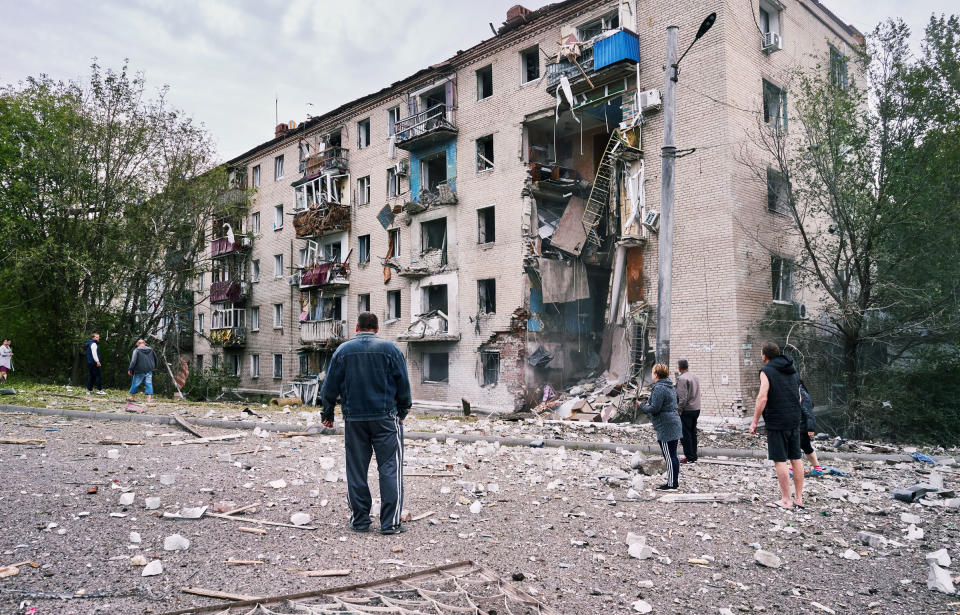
[
  {"left": 800, "top": 430, "right": 814, "bottom": 455},
  {"left": 767, "top": 428, "right": 802, "bottom": 462}
]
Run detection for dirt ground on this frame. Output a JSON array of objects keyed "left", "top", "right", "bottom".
[{"left": 0, "top": 396, "right": 958, "bottom": 614}]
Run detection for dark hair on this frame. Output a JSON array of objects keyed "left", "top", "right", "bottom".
[
  {"left": 762, "top": 341, "right": 780, "bottom": 360},
  {"left": 678, "top": 359, "right": 689, "bottom": 371},
  {"left": 357, "top": 312, "right": 378, "bottom": 331}
]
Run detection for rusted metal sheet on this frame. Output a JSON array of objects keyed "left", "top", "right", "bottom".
[
  {"left": 548, "top": 196, "right": 588, "bottom": 256},
  {"left": 626, "top": 246, "right": 644, "bottom": 302}
]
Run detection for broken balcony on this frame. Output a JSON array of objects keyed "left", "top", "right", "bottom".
[
  {"left": 396, "top": 248, "right": 448, "bottom": 278},
  {"left": 546, "top": 29, "right": 640, "bottom": 96},
  {"left": 299, "top": 261, "right": 349, "bottom": 289},
  {"left": 209, "top": 280, "right": 251, "bottom": 304},
  {"left": 302, "top": 147, "right": 349, "bottom": 176},
  {"left": 293, "top": 204, "right": 351, "bottom": 239},
  {"left": 397, "top": 311, "right": 460, "bottom": 343},
  {"left": 300, "top": 319, "right": 346, "bottom": 345},
  {"left": 210, "top": 236, "right": 250, "bottom": 258},
  {"left": 209, "top": 326, "right": 246, "bottom": 348},
  {"left": 394, "top": 104, "right": 458, "bottom": 151}
]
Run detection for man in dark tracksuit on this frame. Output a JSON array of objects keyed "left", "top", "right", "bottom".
[
  {"left": 750, "top": 341, "right": 804, "bottom": 509},
  {"left": 321, "top": 312, "right": 412, "bottom": 534}
]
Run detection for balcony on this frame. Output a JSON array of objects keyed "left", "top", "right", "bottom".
[
  {"left": 293, "top": 204, "right": 351, "bottom": 238},
  {"left": 303, "top": 147, "right": 349, "bottom": 176},
  {"left": 300, "top": 262, "right": 350, "bottom": 289},
  {"left": 300, "top": 319, "right": 346, "bottom": 345},
  {"left": 546, "top": 29, "right": 640, "bottom": 96},
  {"left": 209, "top": 326, "right": 246, "bottom": 348},
  {"left": 218, "top": 188, "right": 249, "bottom": 206},
  {"left": 396, "top": 248, "right": 448, "bottom": 278},
  {"left": 394, "top": 104, "right": 458, "bottom": 151},
  {"left": 397, "top": 311, "right": 460, "bottom": 343},
  {"left": 210, "top": 280, "right": 250, "bottom": 304},
  {"left": 211, "top": 236, "right": 251, "bottom": 258}
]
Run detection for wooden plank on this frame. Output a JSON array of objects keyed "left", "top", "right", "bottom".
[
  {"left": 98, "top": 440, "right": 144, "bottom": 446},
  {"left": 172, "top": 415, "right": 205, "bottom": 439},
  {"left": 238, "top": 526, "right": 267, "bottom": 535},
  {"left": 0, "top": 438, "right": 45, "bottom": 445},
  {"left": 181, "top": 587, "right": 262, "bottom": 601},
  {"left": 658, "top": 493, "right": 740, "bottom": 504},
  {"left": 548, "top": 196, "right": 588, "bottom": 256},
  {"left": 625, "top": 246, "right": 644, "bottom": 302},
  {"left": 165, "top": 434, "right": 243, "bottom": 446},
  {"left": 207, "top": 512, "right": 316, "bottom": 530},
  {"left": 223, "top": 560, "right": 264, "bottom": 565},
  {"left": 297, "top": 569, "right": 351, "bottom": 577}
]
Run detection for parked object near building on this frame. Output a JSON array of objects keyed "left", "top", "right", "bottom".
[{"left": 191, "top": 0, "right": 862, "bottom": 417}]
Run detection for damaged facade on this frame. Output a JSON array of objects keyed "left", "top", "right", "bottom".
[{"left": 192, "top": 0, "right": 862, "bottom": 415}]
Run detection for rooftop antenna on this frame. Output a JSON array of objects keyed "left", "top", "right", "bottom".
[{"left": 275, "top": 93, "right": 278, "bottom": 126}]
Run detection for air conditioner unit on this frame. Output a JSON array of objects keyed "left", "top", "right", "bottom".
[
  {"left": 762, "top": 32, "right": 782, "bottom": 54},
  {"left": 394, "top": 159, "right": 409, "bottom": 176},
  {"left": 286, "top": 273, "right": 301, "bottom": 286},
  {"left": 795, "top": 302, "right": 809, "bottom": 320},
  {"left": 637, "top": 89, "right": 662, "bottom": 112},
  {"left": 642, "top": 210, "right": 660, "bottom": 233}
]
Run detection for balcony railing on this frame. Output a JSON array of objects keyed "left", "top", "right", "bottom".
[
  {"left": 300, "top": 319, "right": 346, "bottom": 345},
  {"left": 303, "top": 147, "right": 349, "bottom": 176},
  {"left": 394, "top": 104, "right": 458, "bottom": 150},
  {"left": 293, "top": 204, "right": 351, "bottom": 238},
  {"left": 210, "top": 280, "right": 250, "bottom": 304},
  {"left": 211, "top": 236, "right": 251, "bottom": 258},
  {"left": 209, "top": 326, "right": 247, "bottom": 348},
  {"left": 397, "top": 311, "right": 459, "bottom": 342},
  {"left": 545, "top": 30, "right": 640, "bottom": 95}
]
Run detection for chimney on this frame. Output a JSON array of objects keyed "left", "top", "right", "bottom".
[
  {"left": 506, "top": 5, "right": 531, "bottom": 22},
  {"left": 275, "top": 123, "right": 288, "bottom": 138}
]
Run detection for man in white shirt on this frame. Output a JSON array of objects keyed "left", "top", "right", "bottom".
[
  {"left": 84, "top": 333, "right": 106, "bottom": 394},
  {"left": 0, "top": 339, "right": 12, "bottom": 384}
]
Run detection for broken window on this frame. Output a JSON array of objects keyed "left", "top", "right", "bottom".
[
  {"left": 481, "top": 351, "right": 499, "bottom": 386},
  {"left": 389, "top": 228, "right": 401, "bottom": 257},
  {"left": 321, "top": 295, "right": 342, "bottom": 321},
  {"left": 358, "top": 235, "right": 370, "bottom": 264},
  {"left": 477, "top": 206, "right": 496, "bottom": 243},
  {"left": 766, "top": 168, "right": 790, "bottom": 214},
  {"left": 324, "top": 241, "right": 341, "bottom": 263},
  {"left": 577, "top": 11, "right": 619, "bottom": 41},
  {"left": 521, "top": 46, "right": 540, "bottom": 83},
  {"left": 423, "top": 284, "right": 449, "bottom": 315},
  {"left": 387, "top": 106, "right": 400, "bottom": 137},
  {"left": 299, "top": 353, "right": 309, "bottom": 376},
  {"left": 421, "top": 153, "right": 447, "bottom": 192},
  {"left": 274, "top": 155, "right": 284, "bottom": 180},
  {"left": 762, "top": 80, "right": 787, "bottom": 130},
  {"left": 421, "top": 218, "right": 447, "bottom": 264},
  {"left": 476, "top": 135, "right": 494, "bottom": 171},
  {"left": 476, "top": 65, "right": 493, "bottom": 100},
  {"left": 387, "top": 167, "right": 400, "bottom": 198},
  {"left": 358, "top": 293, "right": 370, "bottom": 313},
  {"left": 273, "top": 354, "right": 283, "bottom": 379},
  {"left": 273, "top": 204, "right": 283, "bottom": 230},
  {"left": 771, "top": 256, "right": 795, "bottom": 303},
  {"left": 759, "top": 1, "right": 782, "bottom": 38},
  {"left": 252, "top": 165, "right": 261, "bottom": 187},
  {"left": 423, "top": 352, "right": 449, "bottom": 383},
  {"left": 387, "top": 290, "right": 401, "bottom": 321},
  {"left": 829, "top": 45, "right": 849, "bottom": 90},
  {"left": 478, "top": 278, "right": 496, "bottom": 314},
  {"left": 357, "top": 176, "right": 370, "bottom": 205},
  {"left": 357, "top": 118, "right": 370, "bottom": 148}
]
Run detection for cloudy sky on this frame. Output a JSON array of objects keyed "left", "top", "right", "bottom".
[{"left": 1, "top": 0, "right": 950, "bottom": 161}]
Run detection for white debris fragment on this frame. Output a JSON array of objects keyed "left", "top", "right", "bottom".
[
  {"left": 324, "top": 471, "right": 339, "bottom": 483},
  {"left": 632, "top": 599, "right": 653, "bottom": 613},
  {"left": 159, "top": 474, "right": 176, "bottom": 485},
  {"left": 268, "top": 479, "right": 287, "bottom": 489},
  {"left": 469, "top": 501, "right": 483, "bottom": 514},
  {"left": 130, "top": 554, "right": 147, "bottom": 566},
  {"left": 129, "top": 532, "right": 141, "bottom": 544},
  {"left": 901, "top": 512, "right": 922, "bottom": 524},
  {"left": 163, "top": 534, "right": 190, "bottom": 551},
  {"left": 628, "top": 543, "right": 654, "bottom": 560},
  {"left": 841, "top": 549, "right": 861, "bottom": 561},
  {"left": 905, "top": 524, "right": 924, "bottom": 540},
  {"left": 142, "top": 560, "right": 163, "bottom": 576},
  {"left": 290, "top": 513, "right": 312, "bottom": 526},
  {"left": 144, "top": 497, "right": 161, "bottom": 510},
  {"left": 106, "top": 449, "right": 120, "bottom": 459},
  {"left": 118, "top": 492, "right": 135, "bottom": 506},
  {"left": 754, "top": 550, "right": 782, "bottom": 568},
  {"left": 928, "top": 563, "right": 956, "bottom": 594},
  {"left": 926, "top": 548, "right": 951, "bottom": 568}
]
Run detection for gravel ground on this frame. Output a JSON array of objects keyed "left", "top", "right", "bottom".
[{"left": 0, "top": 402, "right": 958, "bottom": 615}]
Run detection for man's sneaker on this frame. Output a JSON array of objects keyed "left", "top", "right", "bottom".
[
  {"left": 680, "top": 458, "right": 696, "bottom": 464},
  {"left": 811, "top": 467, "right": 825, "bottom": 477},
  {"left": 350, "top": 524, "right": 370, "bottom": 533},
  {"left": 96, "top": 390, "right": 106, "bottom": 395},
  {"left": 380, "top": 525, "right": 407, "bottom": 535},
  {"left": 656, "top": 484, "right": 678, "bottom": 490}
]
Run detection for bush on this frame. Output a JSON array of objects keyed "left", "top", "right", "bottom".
[{"left": 181, "top": 366, "right": 241, "bottom": 402}]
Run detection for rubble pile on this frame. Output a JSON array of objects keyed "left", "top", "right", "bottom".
[{"left": 531, "top": 375, "right": 647, "bottom": 423}]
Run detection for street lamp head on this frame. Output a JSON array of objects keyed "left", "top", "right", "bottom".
[{"left": 695, "top": 12, "right": 716, "bottom": 41}]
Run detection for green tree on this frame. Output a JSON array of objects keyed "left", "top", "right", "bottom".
[{"left": 746, "top": 16, "right": 960, "bottom": 436}]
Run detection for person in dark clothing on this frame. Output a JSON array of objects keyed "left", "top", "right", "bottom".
[
  {"left": 676, "top": 358, "right": 701, "bottom": 463},
  {"left": 797, "top": 379, "right": 824, "bottom": 477},
  {"left": 127, "top": 339, "right": 157, "bottom": 403},
  {"left": 321, "top": 312, "right": 412, "bottom": 534},
  {"left": 750, "top": 341, "right": 804, "bottom": 509},
  {"left": 640, "top": 363, "right": 683, "bottom": 490},
  {"left": 84, "top": 333, "right": 106, "bottom": 395}
]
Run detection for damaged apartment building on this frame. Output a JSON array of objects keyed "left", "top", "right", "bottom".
[{"left": 192, "top": 0, "right": 862, "bottom": 415}]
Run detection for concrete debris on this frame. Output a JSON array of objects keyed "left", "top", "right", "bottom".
[
  {"left": 129, "top": 532, "right": 141, "bottom": 544},
  {"left": 129, "top": 554, "right": 147, "bottom": 566},
  {"left": 142, "top": 560, "right": 163, "bottom": 576},
  {"left": 144, "top": 497, "right": 161, "bottom": 510},
  {"left": 163, "top": 534, "right": 190, "bottom": 551},
  {"left": 900, "top": 512, "right": 922, "bottom": 524},
  {"left": 118, "top": 492, "right": 135, "bottom": 506},
  {"left": 904, "top": 524, "right": 924, "bottom": 540},
  {"left": 469, "top": 501, "right": 483, "bottom": 514},
  {"left": 857, "top": 531, "right": 888, "bottom": 549},
  {"left": 632, "top": 599, "right": 652, "bottom": 613},
  {"left": 892, "top": 485, "right": 938, "bottom": 503},
  {"left": 290, "top": 513, "right": 312, "bottom": 526},
  {"left": 268, "top": 479, "right": 287, "bottom": 489},
  {"left": 159, "top": 474, "right": 176, "bottom": 485},
  {"left": 927, "top": 563, "right": 956, "bottom": 594},
  {"left": 106, "top": 448, "right": 120, "bottom": 459},
  {"left": 163, "top": 506, "right": 207, "bottom": 520},
  {"left": 629, "top": 543, "right": 654, "bottom": 560},
  {"left": 926, "top": 548, "right": 951, "bottom": 567},
  {"left": 754, "top": 550, "right": 781, "bottom": 568},
  {"left": 841, "top": 549, "right": 861, "bottom": 560}
]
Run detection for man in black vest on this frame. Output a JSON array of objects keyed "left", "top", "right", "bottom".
[{"left": 750, "top": 341, "right": 804, "bottom": 509}]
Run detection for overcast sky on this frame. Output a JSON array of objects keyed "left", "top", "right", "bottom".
[{"left": 1, "top": 0, "right": 951, "bottom": 161}]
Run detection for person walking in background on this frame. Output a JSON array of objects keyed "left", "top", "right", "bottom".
[
  {"left": 676, "top": 358, "right": 701, "bottom": 463},
  {"left": 640, "top": 363, "right": 683, "bottom": 490},
  {"left": 0, "top": 339, "right": 12, "bottom": 384},
  {"left": 797, "top": 379, "right": 824, "bottom": 477},
  {"left": 127, "top": 339, "right": 157, "bottom": 403},
  {"left": 84, "top": 333, "right": 106, "bottom": 395},
  {"left": 750, "top": 341, "right": 804, "bottom": 509},
  {"left": 320, "top": 312, "right": 412, "bottom": 535}
]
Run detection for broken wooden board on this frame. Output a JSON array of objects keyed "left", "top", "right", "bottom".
[
  {"left": 548, "top": 196, "right": 588, "bottom": 256},
  {"left": 97, "top": 440, "right": 144, "bottom": 445},
  {"left": 181, "top": 587, "right": 263, "bottom": 601},
  {"left": 165, "top": 434, "right": 243, "bottom": 446},
  {"left": 0, "top": 438, "right": 45, "bottom": 445},
  {"left": 297, "top": 569, "right": 351, "bottom": 577},
  {"left": 173, "top": 414, "right": 205, "bottom": 438},
  {"left": 658, "top": 493, "right": 740, "bottom": 504},
  {"left": 207, "top": 511, "right": 317, "bottom": 530},
  {"left": 238, "top": 526, "right": 267, "bottom": 535}
]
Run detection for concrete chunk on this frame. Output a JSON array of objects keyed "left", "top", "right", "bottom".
[
  {"left": 928, "top": 563, "right": 956, "bottom": 594},
  {"left": 754, "top": 550, "right": 782, "bottom": 568},
  {"left": 926, "top": 548, "right": 951, "bottom": 568}
]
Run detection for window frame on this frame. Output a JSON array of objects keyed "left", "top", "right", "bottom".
[
  {"left": 251, "top": 259, "right": 260, "bottom": 282},
  {"left": 762, "top": 79, "right": 788, "bottom": 130},
  {"left": 476, "top": 64, "right": 493, "bottom": 100},
  {"left": 197, "top": 312, "right": 205, "bottom": 334},
  {"left": 358, "top": 234, "right": 371, "bottom": 264},
  {"left": 477, "top": 206, "right": 496, "bottom": 243},
  {"left": 273, "top": 354, "right": 283, "bottom": 379},
  {"left": 251, "top": 354, "right": 260, "bottom": 378},
  {"left": 480, "top": 351, "right": 500, "bottom": 386},
  {"left": 251, "top": 211, "right": 260, "bottom": 235},
  {"left": 250, "top": 306, "right": 260, "bottom": 331},
  {"left": 387, "top": 106, "right": 400, "bottom": 137},
  {"left": 252, "top": 165, "right": 261, "bottom": 188},
  {"left": 388, "top": 228, "right": 401, "bottom": 257},
  {"left": 387, "top": 167, "right": 399, "bottom": 198},
  {"left": 273, "top": 303, "right": 284, "bottom": 329},
  {"left": 771, "top": 255, "right": 795, "bottom": 303},
  {"left": 357, "top": 118, "right": 371, "bottom": 149},
  {"left": 358, "top": 293, "right": 371, "bottom": 314},
  {"left": 422, "top": 352, "right": 450, "bottom": 383},
  {"left": 478, "top": 278, "right": 497, "bottom": 314},
  {"left": 274, "top": 155, "right": 284, "bottom": 181},
  {"left": 766, "top": 167, "right": 790, "bottom": 215},
  {"left": 273, "top": 204, "right": 283, "bottom": 230},
  {"left": 829, "top": 44, "right": 849, "bottom": 90},
  {"left": 357, "top": 175, "right": 371, "bottom": 205},
  {"left": 387, "top": 289, "right": 401, "bottom": 322},
  {"left": 476, "top": 135, "right": 494, "bottom": 172},
  {"left": 520, "top": 45, "right": 540, "bottom": 84},
  {"left": 273, "top": 254, "right": 284, "bottom": 278}
]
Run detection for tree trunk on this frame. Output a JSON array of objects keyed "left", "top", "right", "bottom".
[{"left": 842, "top": 335, "right": 862, "bottom": 438}]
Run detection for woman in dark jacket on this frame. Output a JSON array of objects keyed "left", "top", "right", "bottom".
[{"left": 640, "top": 363, "right": 683, "bottom": 490}]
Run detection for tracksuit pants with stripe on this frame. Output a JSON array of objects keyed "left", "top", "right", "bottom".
[
  {"left": 659, "top": 439, "right": 680, "bottom": 488},
  {"left": 344, "top": 417, "right": 404, "bottom": 531}
]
